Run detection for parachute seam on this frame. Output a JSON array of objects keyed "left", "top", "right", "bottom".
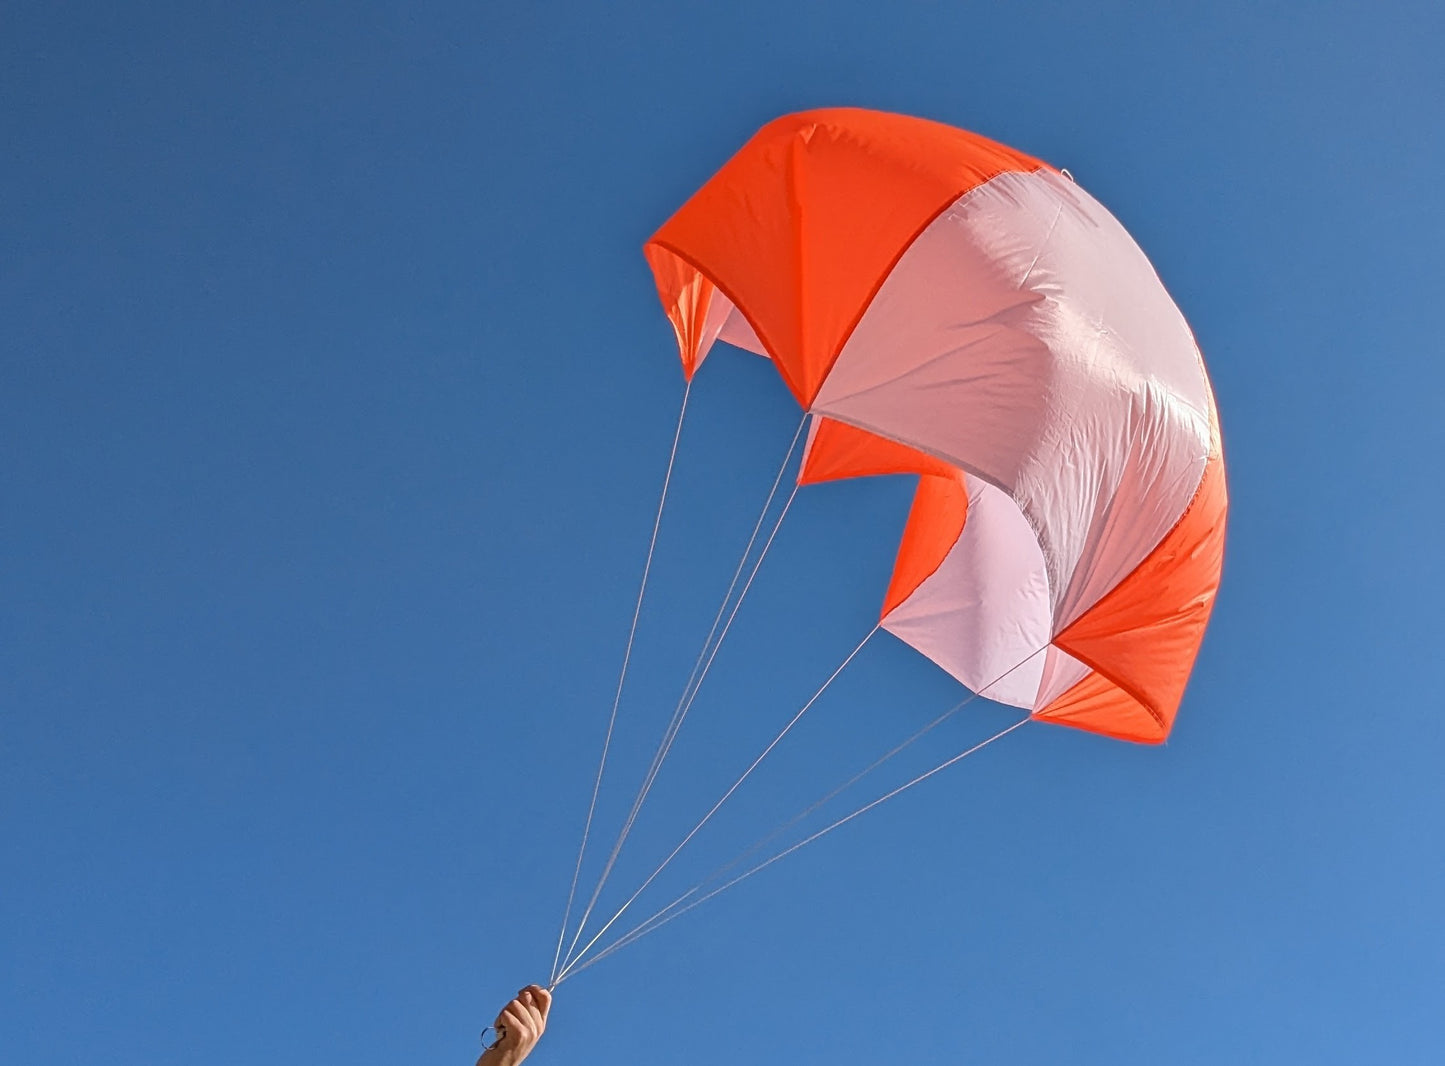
[
  {"left": 880, "top": 471, "right": 970, "bottom": 622},
  {"left": 1048, "top": 429, "right": 1225, "bottom": 735},
  {"left": 811, "top": 165, "right": 1050, "bottom": 406},
  {"left": 650, "top": 167, "right": 1053, "bottom": 411},
  {"left": 645, "top": 238, "right": 808, "bottom": 408}
]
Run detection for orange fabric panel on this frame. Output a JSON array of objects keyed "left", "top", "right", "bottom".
[
  {"left": 798, "top": 417, "right": 968, "bottom": 623},
  {"left": 643, "top": 244, "right": 716, "bottom": 380},
  {"left": 882, "top": 474, "right": 968, "bottom": 620},
  {"left": 1038, "top": 440, "right": 1229, "bottom": 743},
  {"left": 799, "top": 416, "right": 957, "bottom": 484},
  {"left": 1030, "top": 669, "right": 1166, "bottom": 744},
  {"left": 646, "top": 109, "right": 1044, "bottom": 406}
]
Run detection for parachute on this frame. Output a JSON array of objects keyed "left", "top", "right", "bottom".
[{"left": 549, "top": 108, "right": 1227, "bottom": 985}]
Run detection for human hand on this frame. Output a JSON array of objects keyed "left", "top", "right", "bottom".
[{"left": 476, "top": 984, "right": 552, "bottom": 1066}]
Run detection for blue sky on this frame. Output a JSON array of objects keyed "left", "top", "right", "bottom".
[{"left": 4, "top": 2, "right": 1442, "bottom": 1063}]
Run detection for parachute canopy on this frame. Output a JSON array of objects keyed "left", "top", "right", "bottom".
[{"left": 644, "top": 108, "right": 1226, "bottom": 743}]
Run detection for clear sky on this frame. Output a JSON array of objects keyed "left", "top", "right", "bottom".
[{"left": 4, "top": 2, "right": 1443, "bottom": 1064}]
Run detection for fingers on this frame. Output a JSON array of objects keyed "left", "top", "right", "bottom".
[
  {"left": 497, "top": 1000, "right": 543, "bottom": 1049},
  {"left": 516, "top": 987, "right": 547, "bottom": 1035},
  {"left": 528, "top": 984, "right": 554, "bottom": 1022}
]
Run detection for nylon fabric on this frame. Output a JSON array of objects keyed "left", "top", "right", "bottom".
[
  {"left": 647, "top": 108, "right": 1043, "bottom": 404},
  {"left": 644, "top": 106, "right": 1227, "bottom": 742}
]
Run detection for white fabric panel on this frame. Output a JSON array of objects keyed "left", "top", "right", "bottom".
[
  {"left": 815, "top": 169, "right": 1212, "bottom": 646},
  {"left": 1035, "top": 645, "right": 1093, "bottom": 709},
  {"left": 695, "top": 289, "right": 769, "bottom": 372},
  {"left": 692, "top": 283, "right": 736, "bottom": 373},
  {"left": 719, "top": 302, "right": 767, "bottom": 356},
  {"left": 881, "top": 476, "right": 1050, "bottom": 709}
]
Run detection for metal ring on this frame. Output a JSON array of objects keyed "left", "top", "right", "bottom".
[{"left": 480, "top": 1025, "right": 505, "bottom": 1052}]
